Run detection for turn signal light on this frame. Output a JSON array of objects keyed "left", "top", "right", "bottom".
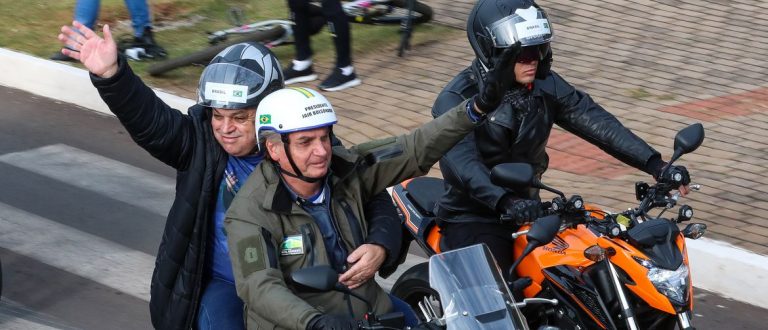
[
  {"left": 584, "top": 245, "right": 616, "bottom": 262},
  {"left": 682, "top": 223, "right": 707, "bottom": 239}
]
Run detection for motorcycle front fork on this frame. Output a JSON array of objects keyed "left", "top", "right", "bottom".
[{"left": 677, "top": 311, "right": 694, "bottom": 330}]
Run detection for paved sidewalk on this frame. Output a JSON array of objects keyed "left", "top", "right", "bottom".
[{"left": 293, "top": 0, "right": 768, "bottom": 255}]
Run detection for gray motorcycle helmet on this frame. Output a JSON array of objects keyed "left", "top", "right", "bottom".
[
  {"left": 197, "top": 42, "right": 284, "bottom": 109},
  {"left": 467, "top": 0, "right": 554, "bottom": 78}
]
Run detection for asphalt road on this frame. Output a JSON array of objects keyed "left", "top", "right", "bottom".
[{"left": 0, "top": 85, "right": 765, "bottom": 329}]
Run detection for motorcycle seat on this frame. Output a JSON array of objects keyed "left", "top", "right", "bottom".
[{"left": 405, "top": 177, "right": 444, "bottom": 217}]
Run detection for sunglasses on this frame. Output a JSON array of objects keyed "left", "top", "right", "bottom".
[{"left": 516, "top": 43, "right": 550, "bottom": 63}]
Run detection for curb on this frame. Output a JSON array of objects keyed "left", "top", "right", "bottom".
[
  {"left": 0, "top": 48, "right": 195, "bottom": 116},
  {"left": 3, "top": 47, "right": 768, "bottom": 309}
]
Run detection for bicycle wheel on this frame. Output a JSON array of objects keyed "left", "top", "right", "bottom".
[
  {"left": 148, "top": 25, "right": 286, "bottom": 77},
  {"left": 365, "top": 0, "right": 433, "bottom": 25}
]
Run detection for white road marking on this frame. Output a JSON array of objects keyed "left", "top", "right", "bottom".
[
  {"left": 0, "top": 202, "right": 154, "bottom": 302},
  {"left": 0, "top": 144, "right": 174, "bottom": 216}
]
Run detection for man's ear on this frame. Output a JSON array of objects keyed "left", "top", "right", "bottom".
[{"left": 265, "top": 139, "right": 281, "bottom": 161}]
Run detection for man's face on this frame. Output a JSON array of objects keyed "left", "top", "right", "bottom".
[
  {"left": 511, "top": 44, "right": 546, "bottom": 85},
  {"left": 211, "top": 108, "right": 258, "bottom": 157},
  {"left": 267, "top": 127, "right": 332, "bottom": 179},
  {"left": 514, "top": 59, "right": 539, "bottom": 85}
]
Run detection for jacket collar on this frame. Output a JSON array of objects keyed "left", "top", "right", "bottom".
[{"left": 260, "top": 161, "right": 296, "bottom": 214}]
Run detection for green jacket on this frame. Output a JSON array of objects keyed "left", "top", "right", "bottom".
[{"left": 224, "top": 100, "right": 478, "bottom": 329}]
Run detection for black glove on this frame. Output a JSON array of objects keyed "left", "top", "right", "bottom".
[
  {"left": 473, "top": 42, "right": 522, "bottom": 113},
  {"left": 307, "top": 314, "right": 360, "bottom": 330},
  {"left": 656, "top": 164, "right": 691, "bottom": 188},
  {"left": 498, "top": 195, "right": 545, "bottom": 225}
]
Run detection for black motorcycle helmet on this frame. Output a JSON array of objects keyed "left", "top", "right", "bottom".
[
  {"left": 197, "top": 42, "right": 284, "bottom": 109},
  {"left": 467, "top": 0, "right": 554, "bottom": 79}
]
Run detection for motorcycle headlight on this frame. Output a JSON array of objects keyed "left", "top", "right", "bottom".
[{"left": 634, "top": 257, "right": 689, "bottom": 306}]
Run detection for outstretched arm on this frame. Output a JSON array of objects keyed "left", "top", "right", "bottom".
[{"left": 57, "top": 21, "right": 196, "bottom": 169}]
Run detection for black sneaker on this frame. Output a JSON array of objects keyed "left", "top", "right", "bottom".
[
  {"left": 284, "top": 65, "right": 318, "bottom": 85},
  {"left": 50, "top": 51, "right": 76, "bottom": 62},
  {"left": 134, "top": 27, "right": 167, "bottom": 58},
  {"left": 319, "top": 68, "right": 361, "bottom": 92}
]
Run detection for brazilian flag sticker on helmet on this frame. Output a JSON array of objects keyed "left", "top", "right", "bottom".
[{"left": 259, "top": 114, "right": 271, "bottom": 124}]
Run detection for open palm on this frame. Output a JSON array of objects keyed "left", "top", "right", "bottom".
[{"left": 57, "top": 21, "right": 119, "bottom": 78}]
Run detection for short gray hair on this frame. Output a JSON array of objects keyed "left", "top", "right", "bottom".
[{"left": 259, "top": 130, "right": 282, "bottom": 158}]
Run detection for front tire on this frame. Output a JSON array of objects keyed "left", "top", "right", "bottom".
[
  {"left": 390, "top": 262, "right": 441, "bottom": 321},
  {"left": 147, "top": 25, "right": 286, "bottom": 76}
]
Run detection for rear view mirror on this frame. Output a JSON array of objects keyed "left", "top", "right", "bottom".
[
  {"left": 670, "top": 123, "right": 705, "bottom": 163},
  {"left": 508, "top": 215, "right": 562, "bottom": 274},
  {"left": 290, "top": 265, "right": 338, "bottom": 292},
  {"left": 490, "top": 163, "right": 565, "bottom": 199},
  {"left": 490, "top": 163, "right": 534, "bottom": 189},
  {"left": 526, "top": 214, "right": 562, "bottom": 247}
]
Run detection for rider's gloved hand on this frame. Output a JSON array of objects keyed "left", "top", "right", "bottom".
[
  {"left": 473, "top": 41, "right": 522, "bottom": 113},
  {"left": 655, "top": 164, "right": 691, "bottom": 187},
  {"left": 498, "top": 195, "right": 545, "bottom": 225},
  {"left": 306, "top": 314, "right": 359, "bottom": 330}
]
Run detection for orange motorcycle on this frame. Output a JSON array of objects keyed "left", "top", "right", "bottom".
[{"left": 391, "top": 123, "right": 706, "bottom": 329}]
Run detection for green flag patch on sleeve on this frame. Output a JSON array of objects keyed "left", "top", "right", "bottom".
[{"left": 237, "top": 235, "right": 267, "bottom": 276}]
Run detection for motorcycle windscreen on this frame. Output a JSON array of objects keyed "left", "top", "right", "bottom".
[{"left": 429, "top": 244, "right": 527, "bottom": 330}]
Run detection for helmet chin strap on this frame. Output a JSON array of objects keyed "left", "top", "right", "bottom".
[{"left": 277, "top": 134, "right": 324, "bottom": 183}]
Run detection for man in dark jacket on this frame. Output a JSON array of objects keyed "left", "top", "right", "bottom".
[
  {"left": 57, "top": 21, "right": 403, "bottom": 329},
  {"left": 432, "top": 0, "right": 691, "bottom": 281}
]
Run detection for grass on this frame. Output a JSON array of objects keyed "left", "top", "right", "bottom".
[{"left": 0, "top": 0, "right": 455, "bottom": 95}]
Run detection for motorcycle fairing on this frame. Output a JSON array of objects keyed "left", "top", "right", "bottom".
[
  {"left": 541, "top": 265, "right": 615, "bottom": 329},
  {"left": 627, "top": 218, "right": 683, "bottom": 270}
]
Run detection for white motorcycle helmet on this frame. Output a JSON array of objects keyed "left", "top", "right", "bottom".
[{"left": 256, "top": 87, "right": 338, "bottom": 182}]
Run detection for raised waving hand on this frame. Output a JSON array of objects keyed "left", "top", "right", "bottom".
[{"left": 57, "top": 21, "right": 119, "bottom": 78}]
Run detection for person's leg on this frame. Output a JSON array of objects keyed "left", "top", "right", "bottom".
[
  {"left": 73, "top": 0, "right": 100, "bottom": 29},
  {"left": 317, "top": 0, "right": 359, "bottom": 91},
  {"left": 197, "top": 278, "right": 245, "bottom": 330},
  {"left": 122, "top": 0, "right": 165, "bottom": 57},
  {"left": 440, "top": 222, "right": 517, "bottom": 283},
  {"left": 287, "top": 0, "right": 313, "bottom": 61},
  {"left": 389, "top": 294, "right": 420, "bottom": 327},
  {"left": 319, "top": 0, "right": 351, "bottom": 68},
  {"left": 284, "top": 0, "right": 319, "bottom": 83},
  {"left": 53, "top": 0, "right": 100, "bottom": 61},
  {"left": 123, "top": 0, "right": 150, "bottom": 37}
]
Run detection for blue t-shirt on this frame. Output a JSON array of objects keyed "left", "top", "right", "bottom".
[
  {"left": 288, "top": 180, "right": 349, "bottom": 273},
  {"left": 211, "top": 154, "right": 264, "bottom": 282}
]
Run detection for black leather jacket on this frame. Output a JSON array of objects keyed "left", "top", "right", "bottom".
[
  {"left": 433, "top": 63, "right": 661, "bottom": 223},
  {"left": 92, "top": 57, "right": 403, "bottom": 329}
]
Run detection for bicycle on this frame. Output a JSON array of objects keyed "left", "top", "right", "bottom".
[{"left": 147, "top": 0, "right": 433, "bottom": 76}]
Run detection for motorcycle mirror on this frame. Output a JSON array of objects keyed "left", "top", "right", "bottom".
[
  {"left": 508, "top": 215, "right": 562, "bottom": 274},
  {"left": 290, "top": 265, "right": 338, "bottom": 292},
  {"left": 670, "top": 123, "right": 705, "bottom": 164},
  {"left": 526, "top": 214, "right": 562, "bottom": 246},
  {"left": 491, "top": 163, "right": 565, "bottom": 198},
  {"left": 490, "top": 163, "right": 534, "bottom": 188},
  {"left": 292, "top": 265, "right": 375, "bottom": 313}
]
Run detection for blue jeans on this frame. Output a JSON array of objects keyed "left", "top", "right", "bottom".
[
  {"left": 390, "top": 294, "right": 420, "bottom": 327},
  {"left": 74, "top": 0, "right": 150, "bottom": 37},
  {"left": 197, "top": 278, "right": 245, "bottom": 330}
]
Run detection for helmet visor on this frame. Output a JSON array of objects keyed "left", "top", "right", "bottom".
[
  {"left": 199, "top": 63, "right": 265, "bottom": 109},
  {"left": 486, "top": 7, "right": 553, "bottom": 48}
]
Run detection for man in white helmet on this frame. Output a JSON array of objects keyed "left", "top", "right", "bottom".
[
  {"left": 56, "top": 22, "right": 406, "bottom": 330},
  {"left": 224, "top": 59, "right": 517, "bottom": 327}
]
